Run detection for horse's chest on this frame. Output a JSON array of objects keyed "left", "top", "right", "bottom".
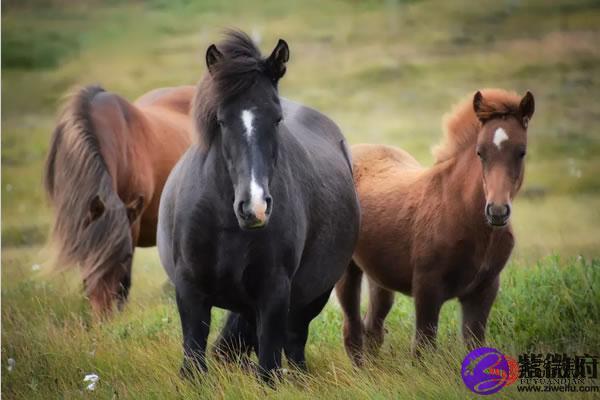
[
  {"left": 437, "top": 239, "right": 482, "bottom": 296},
  {"left": 181, "top": 222, "right": 297, "bottom": 306},
  {"left": 441, "top": 230, "right": 514, "bottom": 298}
]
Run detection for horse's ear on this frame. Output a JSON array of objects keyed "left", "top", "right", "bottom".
[
  {"left": 83, "top": 195, "right": 105, "bottom": 228},
  {"left": 473, "top": 91, "right": 485, "bottom": 121},
  {"left": 126, "top": 195, "right": 144, "bottom": 224},
  {"left": 206, "top": 44, "right": 223, "bottom": 75},
  {"left": 519, "top": 91, "right": 535, "bottom": 128},
  {"left": 266, "top": 39, "right": 289, "bottom": 82}
]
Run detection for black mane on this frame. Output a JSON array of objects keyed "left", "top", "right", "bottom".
[{"left": 193, "top": 30, "right": 272, "bottom": 149}]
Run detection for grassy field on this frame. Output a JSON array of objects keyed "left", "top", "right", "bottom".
[{"left": 2, "top": 0, "right": 600, "bottom": 398}]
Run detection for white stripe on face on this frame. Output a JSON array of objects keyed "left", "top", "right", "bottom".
[
  {"left": 242, "top": 109, "right": 267, "bottom": 221},
  {"left": 249, "top": 171, "right": 267, "bottom": 220},
  {"left": 493, "top": 127, "right": 509, "bottom": 150},
  {"left": 241, "top": 110, "right": 254, "bottom": 139}
]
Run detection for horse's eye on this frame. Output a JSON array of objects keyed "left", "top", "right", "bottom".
[
  {"left": 217, "top": 119, "right": 225, "bottom": 127},
  {"left": 518, "top": 150, "right": 526, "bottom": 159},
  {"left": 476, "top": 150, "right": 483, "bottom": 159},
  {"left": 275, "top": 116, "right": 283, "bottom": 125}
]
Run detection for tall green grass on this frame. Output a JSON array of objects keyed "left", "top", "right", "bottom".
[{"left": 2, "top": 247, "right": 598, "bottom": 399}]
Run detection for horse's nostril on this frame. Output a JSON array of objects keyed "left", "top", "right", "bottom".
[
  {"left": 485, "top": 202, "right": 511, "bottom": 226},
  {"left": 265, "top": 196, "right": 273, "bottom": 215},
  {"left": 237, "top": 201, "right": 248, "bottom": 219}
]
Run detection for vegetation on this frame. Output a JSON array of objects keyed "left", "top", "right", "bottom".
[{"left": 2, "top": 0, "right": 599, "bottom": 398}]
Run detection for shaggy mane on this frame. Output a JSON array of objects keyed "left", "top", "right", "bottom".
[
  {"left": 44, "top": 85, "right": 130, "bottom": 295},
  {"left": 432, "top": 89, "right": 522, "bottom": 163}
]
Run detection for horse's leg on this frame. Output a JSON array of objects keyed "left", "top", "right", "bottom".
[
  {"left": 255, "top": 276, "right": 290, "bottom": 384},
  {"left": 175, "top": 280, "right": 211, "bottom": 377},
  {"left": 412, "top": 281, "right": 443, "bottom": 357},
  {"left": 335, "top": 259, "right": 365, "bottom": 366},
  {"left": 459, "top": 277, "right": 499, "bottom": 348},
  {"left": 284, "top": 287, "right": 332, "bottom": 371},
  {"left": 213, "top": 312, "right": 257, "bottom": 364},
  {"left": 363, "top": 278, "right": 394, "bottom": 355}
]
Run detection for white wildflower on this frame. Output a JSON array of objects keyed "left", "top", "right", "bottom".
[
  {"left": 7, "top": 358, "right": 15, "bottom": 372},
  {"left": 31, "top": 264, "right": 41, "bottom": 271},
  {"left": 567, "top": 158, "right": 582, "bottom": 179},
  {"left": 84, "top": 373, "right": 99, "bottom": 391}
]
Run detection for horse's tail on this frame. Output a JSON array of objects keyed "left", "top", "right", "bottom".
[{"left": 44, "top": 85, "right": 131, "bottom": 314}]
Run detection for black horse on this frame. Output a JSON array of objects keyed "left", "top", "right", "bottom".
[{"left": 157, "top": 31, "right": 360, "bottom": 382}]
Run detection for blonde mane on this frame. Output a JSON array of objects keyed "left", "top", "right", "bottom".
[{"left": 432, "top": 89, "right": 522, "bottom": 163}]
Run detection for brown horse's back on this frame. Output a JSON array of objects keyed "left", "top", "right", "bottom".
[
  {"left": 352, "top": 144, "right": 425, "bottom": 294},
  {"left": 135, "top": 85, "right": 196, "bottom": 114},
  {"left": 130, "top": 86, "right": 196, "bottom": 245}
]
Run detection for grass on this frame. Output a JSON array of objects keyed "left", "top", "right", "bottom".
[
  {"left": 2, "top": 248, "right": 599, "bottom": 399},
  {"left": 2, "top": 0, "right": 600, "bottom": 398}
]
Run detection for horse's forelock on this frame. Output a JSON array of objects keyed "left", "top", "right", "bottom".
[
  {"left": 433, "top": 89, "right": 522, "bottom": 163},
  {"left": 193, "top": 31, "right": 268, "bottom": 149}
]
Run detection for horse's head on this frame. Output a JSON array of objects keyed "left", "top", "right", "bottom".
[
  {"left": 203, "top": 35, "right": 289, "bottom": 230},
  {"left": 81, "top": 193, "right": 144, "bottom": 313},
  {"left": 473, "top": 90, "right": 535, "bottom": 227}
]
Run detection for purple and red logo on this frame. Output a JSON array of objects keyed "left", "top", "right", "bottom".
[{"left": 461, "top": 347, "right": 519, "bottom": 395}]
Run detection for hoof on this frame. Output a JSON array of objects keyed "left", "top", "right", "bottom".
[{"left": 179, "top": 358, "right": 206, "bottom": 380}]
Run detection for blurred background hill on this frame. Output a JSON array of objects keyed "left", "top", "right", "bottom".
[{"left": 3, "top": 0, "right": 599, "bottom": 261}]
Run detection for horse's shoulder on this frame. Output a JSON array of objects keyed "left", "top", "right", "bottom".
[{"left": 281, "top": 98, "right": 342, "bottom": 138}]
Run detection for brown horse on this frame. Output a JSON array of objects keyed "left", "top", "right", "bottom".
[
  {"left": 44, "top": 85, "right": 195, "bottom": 317},
  {"left": 336, "top": 89, "right": 535, "bottom": 365}
]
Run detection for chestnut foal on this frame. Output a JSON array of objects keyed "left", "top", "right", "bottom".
[{"left": 336, "top": 89, "right": 534, "bottom": 365}]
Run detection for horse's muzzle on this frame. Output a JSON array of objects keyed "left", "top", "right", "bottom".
[
  {"left": 485, "top": 202, "right": 511, "bottom": 227},
  {"left": 235, "top": 195, "right": 273, "bottom": 230}
]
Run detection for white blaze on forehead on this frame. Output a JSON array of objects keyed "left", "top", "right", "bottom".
[
  {"left": 241, "top": 110, "right": 255, "bottom": 139},
  {"left": 493, "top": 127, "right": 509, "bottom": 149},
  {"left": 249, "top": 172, "right": 267, "bottom": 220}
]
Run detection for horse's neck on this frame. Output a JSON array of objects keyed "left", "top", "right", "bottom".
[
  {"left": 432, "top": 149, "right": 489, "bottom": 232},
  {"left": 97, "top": 120, "right": 149, "bottom": 198}
]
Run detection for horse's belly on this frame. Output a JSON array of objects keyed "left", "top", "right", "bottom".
[{"left": 353, "top": 249, "right": 413, "bottom": 295}]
